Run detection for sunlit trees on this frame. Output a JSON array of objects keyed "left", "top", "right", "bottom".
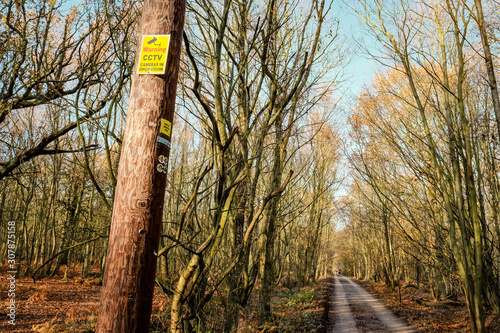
[
  {"left": 0, "top": 0, "right": 137, "bottom": 180},
  {"left": 341, "top": 1, "right": 500, "bottom": 331},
  {"left": 0, "top": 0, "right": 138, "bottom": 276},
  {"left": 0, "top": 0, "right": 345, "bottom": 331},
  {"left": 160, "top": 0, "right": 346, "bottom": 330}
]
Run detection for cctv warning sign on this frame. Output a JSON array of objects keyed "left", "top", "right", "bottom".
[{"left": 137, "top": 35, "right": 170, "bottom": 74}]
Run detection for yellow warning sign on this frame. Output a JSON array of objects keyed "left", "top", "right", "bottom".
[
  {"left": 137, "top": 35, "right": 170, "bottom": 74},
  {"left": 160, "top": 119, "right": 171, "bottom": 136}
]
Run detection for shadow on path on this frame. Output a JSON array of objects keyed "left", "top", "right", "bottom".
[{"left": 326, "top": 275, "right": 416, "bottom": 333}]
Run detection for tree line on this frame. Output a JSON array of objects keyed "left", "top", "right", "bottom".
[
  {"left": 0, "top": 0, "right": 346, "bottom": 331},
  {"left": 338, "top": 1, "right": 500, "bottom": 332}
]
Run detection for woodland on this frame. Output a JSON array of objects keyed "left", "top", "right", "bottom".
[{"left": 1, "top": 0, "right": 500, "bottom": 332}]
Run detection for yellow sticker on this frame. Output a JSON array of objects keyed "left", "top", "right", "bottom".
[
  {"left": 137, "top": 35, "right": 170, "bottom": 74},
  {"left": 160, "top": 119, "right": 171, "bottom": 136}
]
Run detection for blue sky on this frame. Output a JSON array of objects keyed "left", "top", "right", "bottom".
[{"left": 330, "top": 0, "right": 381, "bottom": 99}]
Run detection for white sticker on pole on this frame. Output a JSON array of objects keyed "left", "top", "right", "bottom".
[{"left": 137, "top": 35, "right": 170, "bottom": 74}]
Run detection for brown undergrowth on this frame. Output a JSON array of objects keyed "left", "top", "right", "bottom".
[
  {"left": 1, "top": 263, "right": 327, "bottom": 332},
  {"left": 0, "top": 264, "right": 102, "bottom": 332},
  {"left": 236, "top": 280, "right": 327, "bottom": 333},
  {"left": 5, "top": 264, "right": 500, "bottom": 333}
]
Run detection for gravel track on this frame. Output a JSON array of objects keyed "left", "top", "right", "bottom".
[{"left": 329, "top": 275, "right": 415, "bottom": 333}]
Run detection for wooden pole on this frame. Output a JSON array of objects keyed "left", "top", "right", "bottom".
[{"left": 96, "top": 0, "right": 186, "bottom": 331}]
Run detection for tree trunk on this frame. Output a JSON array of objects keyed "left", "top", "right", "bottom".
[
  {"left": 96, "top": 0, "right": 186, "bottom": 331},
  {"left": 474, "top": 0, "right": 500, "bottom": 142}
]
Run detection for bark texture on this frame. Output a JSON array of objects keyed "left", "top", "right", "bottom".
[{"left": 96, "top": 0, "right": 186, "bottom": 332}]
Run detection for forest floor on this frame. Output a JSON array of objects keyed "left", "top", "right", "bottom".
[
  {"left": 0, "top": 263, "right": 326, "bottom": 332},
  {"left": 355, "top": 277, "right": 500, "bottom": 332},
  {"left": 0, "top": 265, "right": 103, "bottom": 332},
  {"left": 1, "top": 264, "right": 500, "bottom": 332}
]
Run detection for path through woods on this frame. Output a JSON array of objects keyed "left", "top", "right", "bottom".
[{"left": 328, "top": 275, "right": 415, "bottom": 333}]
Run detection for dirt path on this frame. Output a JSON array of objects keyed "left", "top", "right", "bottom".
[{"left": 329, "top": 275, "right": 415, "bottom": 333}]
